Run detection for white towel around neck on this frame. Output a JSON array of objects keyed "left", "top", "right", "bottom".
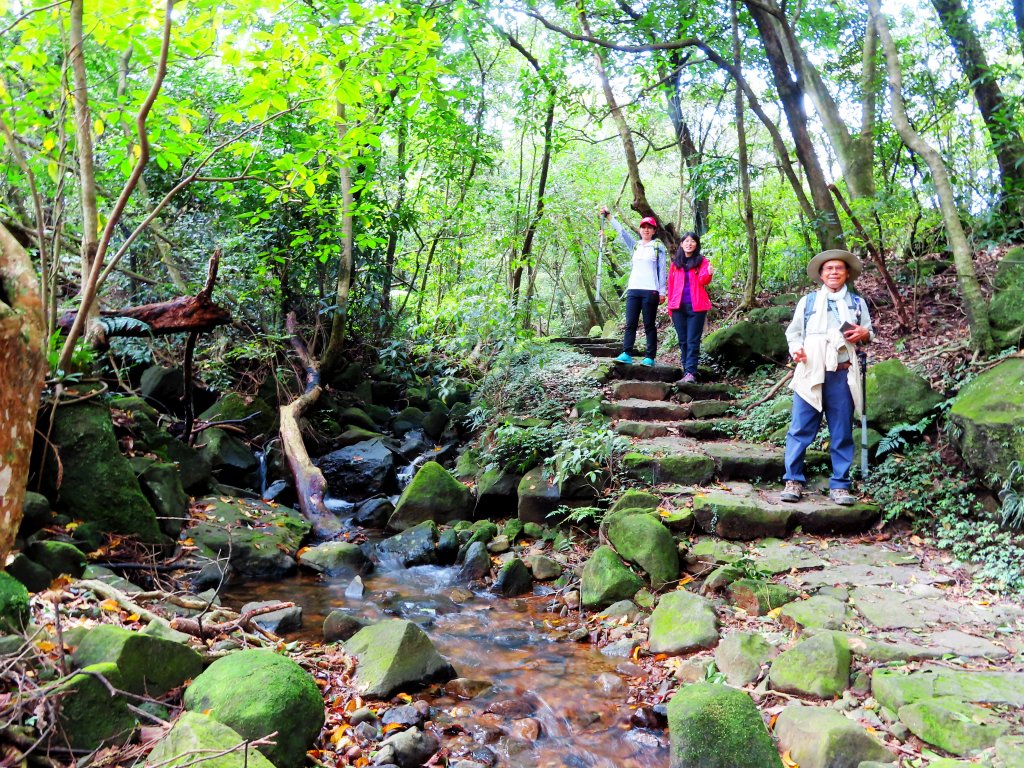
[{"left": 790, "top": 284, "right": 863, "bottom": 416}]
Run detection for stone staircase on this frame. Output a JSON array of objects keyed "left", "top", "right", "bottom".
[{"left": 591, "top": 356, "right": 880, "bottom": 540}]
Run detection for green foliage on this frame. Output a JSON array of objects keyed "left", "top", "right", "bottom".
[
  {"left": 550, "top": 504, "right": 603, "bottom": 527},
  {"left": 866, "top": 445, "right": 1024, "bottom": 592},
  {"left": 545, "top": 420, "right": 629, "bottom": 487},
  {"left": 877, "top": 417, "right": 932, "bottom": 456},
  {"left": 46, "top": 332, "right": 97, "bottom": 381},
  {"left": 734, "top": 396, "right": 790, "bottom": 443},
  {"left": 996, "top": 461, "right": 1024, "bottom": 531}
]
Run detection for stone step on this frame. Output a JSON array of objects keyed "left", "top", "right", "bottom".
[
  {"left": 688, "top": 400, "right": 735, "bottom": 419},
  {"left": 579, "top": 344, "right": 621, "bottom": 357},
  {"left": 603, "top": 399, "right": 690, "bottom": 421},
  {"left": 615, "top": 420, "right": 672, "bottom": 438},
  {"left": 627, "top": 437, "right": 828, "bottom": 483},
  {"left": 609, "top": 361, "right": 681, "bottom": 382},
  {"left": 615, "top": 418, "right": 739, "bottom": 440},
  {"left": 549, "top": 336, "right": 617, "bottom": 345},
  {"left": 673, "top": 382, "right": 739, "bottom": 401},
  {"left": 612, "top": 381, "right": 673, "bottom": 401},
  {"left": 689, "top": 481, "right": 880, "bottom": 540}
]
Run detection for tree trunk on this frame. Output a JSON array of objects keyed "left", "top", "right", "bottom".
[
  {"left": 869, "top": 0, "right": 993, "bottom": 354},
  {"left": 930, "top": 0, "right": 1024, "bottom": 218},
  {"left": 0, "top": 223, "right": 47, "bottom": 566},
  {"left": 733, "top": 0, "right": 759, "bottom": 308},
  {"left": 744, "top": 0, "right": 844, "bottom": 250},
  {"left": 381, "top": 114, "right": 408, "bottom": 319},
  {"left": 1015, "top": 0, "right": 1024, "bottom": 54},
  {"left": 319, "top": 102, "right": 355, "bottom": 380},
  {"left": 57, "top": 290, "right": 231, "bottom": 337},
  {"left": 69, "top": 0, "right": 99, "bottom": 311}
]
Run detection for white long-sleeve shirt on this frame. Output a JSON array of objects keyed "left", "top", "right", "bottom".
[{"left": 608, "top": 217, "right": 667, "bottom": 295}]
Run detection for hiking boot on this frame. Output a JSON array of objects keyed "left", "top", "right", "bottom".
[
  {"left": 615, "top": 352, "right": 633, "bottom": 364},
  {"left": 682, "top": 372, "right": 697, "bottom": 383},
  {"left": 640, "top": 357, "right": 655, "bottom": 367},
  {"left": 829, "top": 488, "right": 857, "bottom": 506},
  {"left": 780, "top": 481, "right": 803, "bottom": 502}
]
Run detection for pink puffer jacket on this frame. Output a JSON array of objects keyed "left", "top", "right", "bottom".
[{"left": 666, "top": 260, "right": 713, "bottom": 312}]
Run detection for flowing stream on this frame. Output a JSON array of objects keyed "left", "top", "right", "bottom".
[{"left": 225, "top": 559, "right": 669, "bottom": 767}]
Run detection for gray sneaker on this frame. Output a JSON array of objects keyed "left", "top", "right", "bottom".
[
  {"left": 780, "top": 481, "right": 803, "bottom": 502},
  {"left": 829, "top": 488, "right": 857, "bottom": 506}
]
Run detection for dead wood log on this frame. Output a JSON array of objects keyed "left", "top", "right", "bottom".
[
  {"left": 280, "top": 312, "right": 343, "bottom": 538},
  {"left": 170, "top": 602, "right": 295, "bottom": 639}
]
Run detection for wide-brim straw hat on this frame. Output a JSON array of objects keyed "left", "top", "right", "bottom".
[{"left": 807, "top": 249, "right": 863, "bottom": 284}]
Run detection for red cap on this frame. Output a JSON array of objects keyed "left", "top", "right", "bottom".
[{"left": 640, "top": 216, "right": 657, "bottom": 228}]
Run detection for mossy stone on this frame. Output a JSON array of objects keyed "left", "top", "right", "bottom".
[
  {"left": 607, "top": 514, "right": 679, "bottom": 589},
  {"left": 199, "top": 392, "right": 277, "bottom": 436},
  {"left": 949, "top": 357, "right": 1024, "bottom": 483},
  {"left": 667, "top": 683, "right": 783, "bottom": 768},
  {"left": 183, "top": 649, "right": 324, "bottom": 768},
  {"left": 0, "top": 572, "right": 30, "bottom": 633},
  {"left": 608, "top": 490, "right": 660, "bottom": 514},
  {"left": 703, "top": 321, "right": 789, "bottom": 370},
  {"left": 580, "top": 546, "right": 644, "bottom": 609},
  {"left": 72, "top": 624, "right": 203, "bottom": 696},
  {"left": 866, "top": 359, "right": 942, "bottom": 432},
  {"left": 769, "top": 632, "right": 850, "bottom": 698},
  {"left": 147, "top": 711, "right": 277, "bottom": 768},
  {"left": 344, "top": 619, "right": 456, "bottom": 698},
  {"left": 57, "top": 662, "right": 137, "bottom": 749},
  {"left": 649, "top": 590, "right": 719, "bottom": 653},
  {"left": 26, "top": 540, "right": 87, "bottom": 579},
  {"left": 726, "top": 578, "right": 799, "bottom": 616},
  {"left": 898, "top": 696, "right": 1008, "bottom": 756}
]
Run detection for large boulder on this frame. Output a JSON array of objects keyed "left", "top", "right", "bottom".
[
  {"left": 195, "top": 427, "right": 260, "bottom": 487},
  {"left": 183, "top": 649, "right": 324, "bottom": 768},
  {"left": 865, "top": 359, "right": 942, "bottom": 432},
  {"left": 988, "top": 246, "right": 1024, "bottom": 347},
  {"left": 129, "top": 457, "right": 189, "bottom": 537},
  {"left": 667, "top": 683, "right": 783, "bottom": 768},
  {"left": 188, "top": 497, "right": 310, "bottom": 580},
  {"left": 375, "top": 520, "right": 440, "bottom": 567},
  {"left": 714, "top": 632, "right": 778, "bottom": 687},
  {"left": 649, "top": 590, "right": 719, "bottom": 654},
  {"left": 775, "top": 704, "right": 892, "bottom": 768},
  {"left": 580, "top": 546, "right": 644, "bottom": 609},
  {"left": 147, "top": 711, "right": 277, "bottom": 768},
  {"left": 607, "top": 513, "right": 679, "bottom": 589},
  {"left": 475, "top": 468, "right": 522, "bottom": 520},
  {"left": 949, "top": 358, "right": 1024, "bottom": 483},
  {"left": 40, "top": 402, "right": 163, "bottom": 542},
  {"left": 57, "top": 662, "right": 137, "bottom": 750},
  {"left": 343, "top": 619, "right": 457, "bottom": 698},
  {"left": 387, "top": 461, "right": 473, "bottom": 531},
  {"left": 769, "top": 632, "right": 850, "bottom": 698},
  {"left": 297, "top": 541, "right": 371, "bottom": 576},
  {"left": 72, "top": 625, "right": 203, "bottom": 696},
  {"left": 316, "top": 438, "right": 395, "bottom": 499},
  {"left": 0, "top": 572, "right": 30, "bottom": 633},
  {"left": 899, "top": 697, "right": 1008, "bottom": 756},
  {"left": 199, "top": 392, "right": 277, "bottom": 437},
  {"left": 703, "top": 320, "right": 789, "bottom": 370}
]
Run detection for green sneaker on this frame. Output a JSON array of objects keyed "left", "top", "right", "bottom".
[
  {"left": 614, "top": 352, "right": 633, "bottom": 364},
  {"left": 640, "top": 357, "right": 655, "bottom": 367}
]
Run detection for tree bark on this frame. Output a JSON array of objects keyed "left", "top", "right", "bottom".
[
  {"left": 733, "top": 0, "right": 759, "bottom": 308},
  {"left": 869, "top": 0, "right": 993, "bottom": 354},
  {"left": 319, "top": 102, "right": 355, "bottom": 380},
  {"left": 0, "top": 223, "right": 47, "bottom": 566},
  {"left": 57, "top": 291, "right": 231, "bottom": 337},
  {"left": 744, "top": 0, "right": 844, "bottom": 250},
  {"left": 381, "top": 113, "right": 408, "bottom": 319},
  {"left": 1015, "top": 0, "right": 1024, "bottom": 55},
  {"left": 930, "top": 0, "right": 1024, "bottom": 217}
]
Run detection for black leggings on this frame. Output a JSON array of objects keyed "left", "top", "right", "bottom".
[{"left": 623, "top": 289, "right": 659, "bottom": 358}]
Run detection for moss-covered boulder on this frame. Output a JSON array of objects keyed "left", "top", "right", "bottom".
[
  {"left": 183, "top": 649, "right": 324, "bottom": 768},
  {"left": 622, "top": 451, "right": 715, "bottom": 485},
  {"left": 147, "top": 711, "right": 277, "bottom": 768},
  {"left": 608, "top": 490, "right": 660, "bottom": 515},
  {"left": 344, "top": 619, "right": 456, "bottom": 698},
  {"left": 376, "top": 520, "right": 440, "bottom": 567},
  {"left": 392, "top": 406, "right": 425, "bottom": 437},
  {"left": 297, "top": 541, "right": 371, "bottom": 575},
  {"left": 6, "top": 554, "right": 52, "bottom": 593},
  {"left": 714, "top": 632, "right": 778, "bottom": 687},
  {"left": 340, "top": 406, "right": 378, "bottom": 432},
  {"left": 949, "top": 357, "right": 1024, "bottom": 483},
  {"left": 41, "top": 402, "right": 163, "bottom": 541},
  {"left": 775, "top": 704, "right": 892, "bottom": 768},
  {"left": 703, "top": 320, "right": 789, "bottom": 370},
  {"left": 667, "top": 683, "right": 783, "bottom": 768},
  {"left": 129, "top": 457, "right": 189, "bottom": 537},
  {"left": 769, "top": 632, "right": 850, "bottom": 698},
  {"left": 26, "top": 540, "right": 87, "bottom": 578},
  {"left": 580, "top": 546, "right": 644, "bottom": 609},
  {"left": 866, "top": 359, "right": 943, "bottom": 432},
  {"left": 57, "top": 662, "right": 137, "bottom": 749},
  {"left": 112, "top": 397, "right": 212, "bottom": 492},
  {"left": 493, "top": 557, "right": 533, "bottom": 597},
  {"left": 989, "top": 246, "right": 1024, "bottom": 346},
  {"left": 607, "top": 513, "right": 679, "bottom": 589},
  {"left": 387, "top": 461, "right": 473, "bottom": 531},
  {"left": 649, "top": 590, "right": 719, "bottom": 653},
  {"left": 72, "top": 625, "right": 203, "bottom": 696},
  {"left": 899, "top": 696, "right": 1008, "bottom": 756},
  {"left": 195, "top": 427, "right": 260, "bottom": 486},
  {"left": 0, "top": 572, "right": 30, "bottom": 633},
  {"left": 199, "top": 392, "right": 277, "bottom": 436},
  {"left": 726, "top": 578, "right": 800, "bottom": 616},
  {"left": 779, "top": 595, "right": 849, "bottom": 630},
  {"left": 19, "top": 491, "right": 53, "bottom": 537},
  {"left": 188, "top": 497, "right": 310, "bottom": 580},
  {"left": 475, "top": 467, "right": 522, "bottom": 520}
]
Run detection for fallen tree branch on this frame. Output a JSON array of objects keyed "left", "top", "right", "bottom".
[
  {"left": 75, "top": 579, "right": 166, "bottom": 625},
  {"left": 748, "top": 369, "right": 794, "bottom": 408},
  {"left": 169, "top": 602, "right": 294, "bottom": 639}
]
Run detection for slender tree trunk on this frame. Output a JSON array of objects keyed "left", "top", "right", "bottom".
[
  {"left": 320, "top": 102, "right": 355, "bottom": 379},
  {"left": 1014, "top": 0, "right": 1024, "bottom": 54},
  {"left": 69, "top": 0, "right": 99, "bottom": 306},
  {"left": 869, "top": 0, "right": 993, "bottom": 354},
  {"left": 733, "top": 0, "right": 759, "bottom": 308},
  {"left": 381, "top": 113, "right": 408, "bottom": 320},
  {"left": 0, "top": 223, "right": 47, "bottom": 566},
  {"left": 744, "top": 0, "right": 844, "bottom": 250},
  {"left": 931, "top": 0, "right": 1024, "bottom": 218}
]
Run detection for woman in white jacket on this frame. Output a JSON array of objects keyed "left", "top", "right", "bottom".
[{"left": 600, "top": 207, "right": 667, "bottom": 367}]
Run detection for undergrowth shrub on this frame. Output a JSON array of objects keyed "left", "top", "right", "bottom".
[{"left": 866, "top": 445, "right": 1024, "bottom": 592}]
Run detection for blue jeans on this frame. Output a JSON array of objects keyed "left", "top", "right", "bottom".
[
  {"left": 783, "top": 369, "right": 854, "bottom": 489},
  {"left": 623, "top": 289, "right": 659, "bottom": 358},
  {"left": 670, "top": 304, "right": 707, "bottom": 376}
]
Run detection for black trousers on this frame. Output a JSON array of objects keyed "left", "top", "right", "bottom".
[{"left": 623, "top": 289, "right": 659, "bottom": 358}]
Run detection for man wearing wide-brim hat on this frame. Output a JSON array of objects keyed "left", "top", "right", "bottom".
[{"left": 780, "top": 250, "right": 874, "bottom": 506}]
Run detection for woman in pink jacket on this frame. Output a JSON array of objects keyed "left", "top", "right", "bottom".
[{"left": 666, "top": 231, "right": 713, "bottom": 383}]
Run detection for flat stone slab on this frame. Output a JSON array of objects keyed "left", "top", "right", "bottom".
[
  {"left": 611, "top": 381, "right": 672, "bottom": 401},
  {"left": 925, "top": 629, "right": 1010, "bottom": 659},
  {"left": 615, "top": 420, "right": 672, "bottom": 438},
  {"left": 745, "top": 540, "right": 827, "bottom": 573},
  {"left": 791, "top": 563, "right": 954, "bottom": 590},
  {"left": 688, "top": 400, "right": 734, "bottom": 419},
  {"left": 673, "top": 381, "right": 739, "bottom": 400},
  {"left": 610, "top": 361, "right": 681, "bottom": 382},
  {"left": 851, "top": 585, "right": 1023, "bottom": 629},
  {"left": 603, "top": 398, "right": 690, "bottom": 421},
  {"left": 819, "top": 544, "right": 920, "bottom": 567},
  {"left": 873, "top": 667, "right": 1024, "bottom": 710},
  {"left": 676, "top": 419, "right": 738, "bottom": 439},
  {"left": 702, "top": 441, "right": 785, "bottom": 480},
  {"left": 578, "top": 344, "right": 621, "bottom": 357}
]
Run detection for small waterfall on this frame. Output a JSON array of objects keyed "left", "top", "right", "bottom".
[
  {"left": 396, "top": 452, "right": 429, "bottom": 490},
  {"left": 255, "top": 449, "right": 268, "bottom": 497}
]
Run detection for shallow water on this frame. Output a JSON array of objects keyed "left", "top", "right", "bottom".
[{"left": 225, "top": 561, "right": 668, "bottom": 767}]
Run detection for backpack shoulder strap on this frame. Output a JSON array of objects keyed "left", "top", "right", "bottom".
[{"left": 802, "top": 291, "right": 817, "bottom": 327}]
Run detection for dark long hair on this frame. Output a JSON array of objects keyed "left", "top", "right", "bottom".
[{"left": 673, "top": 231, "right": 703, "bottom": 271}]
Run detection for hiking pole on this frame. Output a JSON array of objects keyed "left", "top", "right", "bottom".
[
  {"left": 858, "top": 348, "right": 868, "bottom": 479},
  {"left": 597, "top": 213, "right": 605, "bottom": 303}
]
